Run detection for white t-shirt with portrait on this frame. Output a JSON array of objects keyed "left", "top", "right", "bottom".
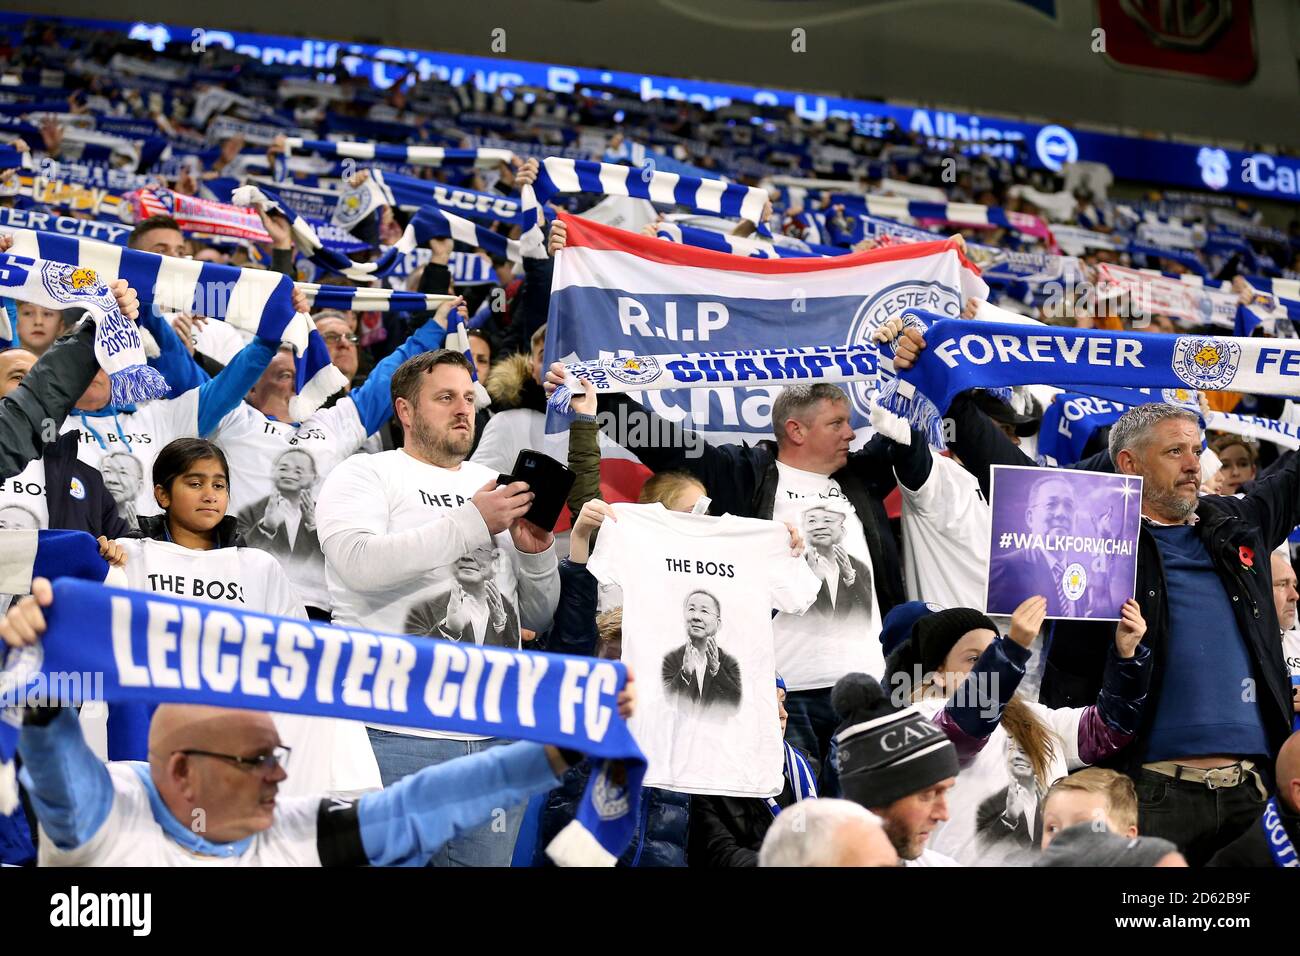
[
  {"left": 770, "top": 460, "right": 881, "bottom": 691},
  {"left": 114, "top": 538, "right": 381, "bottom": 798},
  {"left": 315, "top": 448, "right": 560, "bottom": 740},
  {"left": 917, "top": 695, "right": 1084, "bottom": 866},
  {"left": 587, "top": 503, "right": 820, "bottom": 797},
  {"left": 212, "top": 399, "right": 368, "bottom": 611},
  {"left": 62, "top": 389, "right": 201, "bottom": 528},
  {"left": 0, "top": 458, "right": 49, "bottom": 532}
]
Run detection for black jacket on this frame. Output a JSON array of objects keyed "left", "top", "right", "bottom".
[
  {"left": 688, "top": 762, "right": 807, "bottom": 867},
  {"left": 43, "top": 430, "right": 131, "bottom": 540},
  {"left": 0, "top": 322, "right": 100, "bottom": 481},
  {"left": 598, "top": 394, "right": 925, "bottom": 618},
  {"left": 136, "top": 514, "right": 245, "bottom": 549},
  {"left": 948, "top": 391, "right": 1295, "bottom": 774}
]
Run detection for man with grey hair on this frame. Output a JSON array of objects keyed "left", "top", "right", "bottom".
[
  {"left": 758, "top": 798, "right": 899, "bottom": 867},
  {"left": 892, "top": 324, "right": 1297, "bottom": 865},
  {"left": 545, "top": 365, "right": 932, "bottom": 769}
]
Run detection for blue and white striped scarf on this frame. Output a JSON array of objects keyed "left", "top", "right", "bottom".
[
  {"left": 0, "top": 251, "right": 167, "bottom": 406},
  {"left": 281, "top": 138, "right": 514, "bottom": 169},
  {"left": 653, "top": 222, "right": 817, "bottom": 259},
  {"left": 7, "top": 229, "right": 345, "bottom": 420},
  {"left": 519, "top": 157, "right": 769, "bottom": 257},
  {"left": 234, "top": 184, "right": 520, "bottom": 282}
]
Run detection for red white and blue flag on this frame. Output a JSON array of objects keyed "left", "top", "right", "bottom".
[{"left": 544, "top": 211, "right": 988, "bottom": 445}]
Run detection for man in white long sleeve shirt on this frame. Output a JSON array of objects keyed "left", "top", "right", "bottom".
[{"left": 314, "top": 348, "right": 560, "bottom": 867}]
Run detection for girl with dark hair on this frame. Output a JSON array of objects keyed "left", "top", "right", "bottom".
[{"left": 107, "top": 437, "right": 380, "bottom": 799}]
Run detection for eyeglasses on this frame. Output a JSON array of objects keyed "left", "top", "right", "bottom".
[
  {"left": 321, "top": 332, "right": 359, "bottom": 346},
  {"left": 177, "top": 745, "right": 292, "bottom": 774}
]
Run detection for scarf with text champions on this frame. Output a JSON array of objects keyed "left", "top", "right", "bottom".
[
  {"left": 875, "top": 314, "right": 1300, "bottom": 448},
  {"left": 6, "top": 230, "right": 346, "bottom": 420},
  {"left": 0, "top": 578, "right": 645, "bottom": 867},
  {"left": 0, "top": 252, "right": 168, "bottom": 406}
]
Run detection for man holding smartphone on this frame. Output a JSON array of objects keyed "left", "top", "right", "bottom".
[{"left": 315, "top": 347, "right": 560, "bottom": 867}]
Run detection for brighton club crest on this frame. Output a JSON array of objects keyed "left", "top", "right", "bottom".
[
  {"left": 606, "top": 355, "right": 662, "bottom": 387},
  {"left": 39, "top": 261, "right": 110, "bottom": 306},
  {"left": 1172, "top": 336, "right": 1240, "bottom": 390}
]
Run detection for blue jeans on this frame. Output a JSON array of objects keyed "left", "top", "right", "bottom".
[{"left": 367, "top": 729, "right": 525, "bottom": 867}]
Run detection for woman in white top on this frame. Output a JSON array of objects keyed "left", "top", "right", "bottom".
[{"left": 106, "top": 437, "right": 380, "bottom": 799}]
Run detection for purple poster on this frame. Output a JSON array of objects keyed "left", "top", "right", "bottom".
[{"left": 986, "top": 465, "right": 1142, "bottom": 621}]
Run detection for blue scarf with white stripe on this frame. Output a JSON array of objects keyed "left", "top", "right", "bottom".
[
  {"left": 281, "top": 138, "right": 514, "bottom": 169},
  {"left": 7, "top": 229, "right": 345, "bottom": 420},
  {"left": 234, "top": 184, "right": 520, "bottom": 282},
  {"left": 520, "top": 157, "right": 769, "bottom": 257}
]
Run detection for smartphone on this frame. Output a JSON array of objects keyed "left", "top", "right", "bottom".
[{"left": 497, "top": 449, "right": 576, "bottom": 530}]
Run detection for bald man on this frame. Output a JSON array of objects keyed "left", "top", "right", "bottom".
[
  {"left": 758, "top": 799, "right": 900, "bottom": 867},
  {"left": 1208, "top": 731, "right": 1300, "bottom": 867},
  {"left": 7, "top": 579, "right": 635, "bottom": 867}
]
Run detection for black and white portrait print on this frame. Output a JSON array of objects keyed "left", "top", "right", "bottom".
[
  {"left": 0, "top": 503, "right": 40, "bottom": 530},
  {"left": 100, "top": 452, "right": 144, "bottom": 527},
  {"left": 661, "top": 588, "right": 743, "bottom": 714},
  {"left": 404, "top": 545, "right": 520, "bottom": 648},
  {"left": 975, "top": 742, "right": 1042, "bottom": 851},
  {"left": 238, "top": 447, "right": 321, "bottom": 562},
  {"left": 800, "top": 504, "right": 873, "bottom": 624}
]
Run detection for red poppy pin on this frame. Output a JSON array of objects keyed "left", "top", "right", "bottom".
[{"left": 1239, "top": 545, "right": 1255, "bottom": 570}]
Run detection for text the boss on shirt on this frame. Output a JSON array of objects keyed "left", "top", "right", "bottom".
[{"left": 664, "top": 558, "right": 736, "bottom": 577}]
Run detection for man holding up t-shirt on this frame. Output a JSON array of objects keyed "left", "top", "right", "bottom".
[{"left": 316, "top": 348, "right": 560, "bottom": 868}]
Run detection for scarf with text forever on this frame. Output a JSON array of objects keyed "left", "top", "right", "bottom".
[
  {"left": 0, "top": 577, "right": 645, "bottom": 866},
  {"left": 874, "top": 313, "right": 1300, "bottom": 448}
]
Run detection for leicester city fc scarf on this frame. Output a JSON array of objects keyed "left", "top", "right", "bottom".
[
  {"left": 1262, "top": 798, "right": 1299, "bottom": 867},
  {"left": 6, "top": 230, "right": 346, "bottom": 420},
  {"left": 0, "top": 578, "right": 646, "bottom": 866},
  {"left": 874, "top": 313, "right": 1300, "bottom": 448},
  {"left": 0, "top": 251, "right": 168, "bottom": 406}
]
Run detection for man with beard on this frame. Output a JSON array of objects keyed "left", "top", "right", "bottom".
[
  {"left": 988, "top": 474, "right": 1081, "bottom": 617},
  {"left": 238, "top": 448, "right": 320, "bottom": 570},
  {"left": 404, "top": 546, "right": 520, "bottom": 647},
  {"left": 315, "top": 348, "right": 559, "bottom": 867},
  {"left": 662, "top": 589, "right": 743, "bottom": 713}
]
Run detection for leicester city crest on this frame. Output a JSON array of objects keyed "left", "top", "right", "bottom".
[
  {"left": 39, "top": 261, "right": 109, "bottom": 306},
  {"left": 591, "top": 763, "right": 630, "bottom": 821},
  {"left": 334, "top": 188, "right": 367, "bottom": 228},
  {"left": 606, "top": 355, "right": 662, "bottom": 387},
  {"left": 1062, "top": 562, "right": 1087, "bottom": 602},
  {"left": 1172, "top": 336, "right": 1240, "bottom": 391}
]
